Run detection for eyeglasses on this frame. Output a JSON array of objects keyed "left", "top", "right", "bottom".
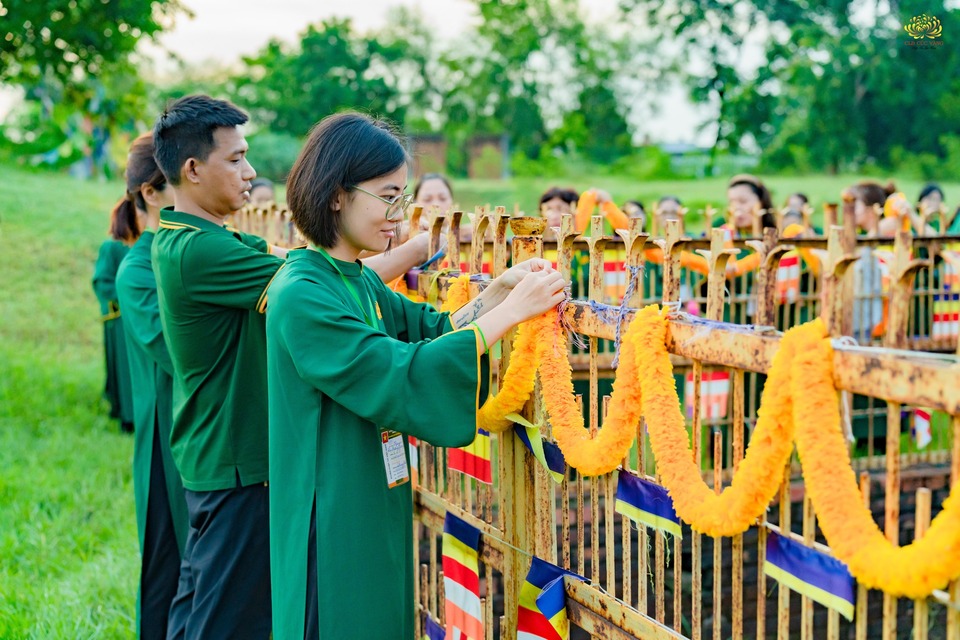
[{"left": 352, "top": 186, "right": 415, "bottom": 221}]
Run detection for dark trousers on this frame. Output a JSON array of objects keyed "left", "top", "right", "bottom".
[
  {"left": 304, "top": 501, "right": 318, "bottom": 639},
  {"left": 166, "top": 480, "right": 271, "bottom": 640},
  {"left": 140, "top": 426, "right": 182, "bottom": 640}
]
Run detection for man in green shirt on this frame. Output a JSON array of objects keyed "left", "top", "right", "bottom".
[{"left": 151, "top": 95, "right": 279, "bottom": 640}]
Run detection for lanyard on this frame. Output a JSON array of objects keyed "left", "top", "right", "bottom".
[{"left": 311, "top": 246, "right": 381, "bottom": 330}]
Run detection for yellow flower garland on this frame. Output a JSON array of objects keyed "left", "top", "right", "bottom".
[
  {"left": 635, "top": 305, "right": 797, "bottom": 537},
  {"left": 791, "top": 319, "right": 960, "bottom": 598},
  {"left": 438, "top": 273, "right": 960, "bottom": 597},
  {"left": 536, "top": 311, "right": 642, "bottom": 476}
]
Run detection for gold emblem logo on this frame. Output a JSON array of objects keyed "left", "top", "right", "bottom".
[{"left": 904, "top": 14, "right": 943, "bottom": 39}]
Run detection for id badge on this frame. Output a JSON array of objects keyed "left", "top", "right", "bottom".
[{"left": 380, "top": 429, "right": 410, "bottom": 488}]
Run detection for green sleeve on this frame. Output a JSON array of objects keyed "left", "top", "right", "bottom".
[
  {"left": 373, "top": 275, "right": 455, "bottom": 342},
  {"left": 237, "top": 231, "right": 269, "bottom": 253},
  {"left": 182, "top": 233, "right": 283, "bottom": 310},
  {"left": 117, "top": 261, "right": 174, "bottom": 377},
  {"left": 92, "top": 241, "right": 121, "bottom": 307},
  {"left": 274, "top": 280, "right": 484, "bottom": 447}
]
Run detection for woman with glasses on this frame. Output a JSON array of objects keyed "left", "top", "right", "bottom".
[{"left": 265, "top": 112, "right": 566, "bottom": 639}]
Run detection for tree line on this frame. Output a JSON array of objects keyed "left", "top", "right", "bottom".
[{"left": 2, "top": 0, "right": 959, "bottom": 179}]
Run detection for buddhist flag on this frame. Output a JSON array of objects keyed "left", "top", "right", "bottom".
[
  {"left": 764, "top": 530, "right": 855, "bottom": 621},
  {"left": 517, "top": 557, "right": 584, "bottom": 640},
  {"left": 422, "top": 612, "right": 444, "bottom": 640},
  {"left": 685, "top": 370, "right": 730, "bottom": 422},
  {"left": 448, "top": 429, "right": 492, "bottom": 484},
  {"left": 511, "top": 414, "right": 566, "bottom": 483},
  {"left": 409, "top": 436, "right": 420, "bottom": 488},
  {"left": 442, "top": 513, "right": 483, "bottom": 640},
  {"left": 614, "top": 470, "right": 682, "bottom": 538},
  {"left": 912, "top": 409, "right": 933, "bottom": 449},
  {"left": 776, "top": 252, "right": 801, "bottom": 304}
]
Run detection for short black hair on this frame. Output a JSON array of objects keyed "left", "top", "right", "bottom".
[
  {"left": 918, "top": 183, "right": 944, "bottom": 203},
  {"left": 286, "top": 112, "right": 409, "bottom": 248},
  {"left": 251, "top": 178, "right": 275, "bottom": 192},
  {"left": 153, "top": 95, "right": 249, "bottom": 186},
  {"left": 539, "top": 187, "right": 579, "bottom": 207}
]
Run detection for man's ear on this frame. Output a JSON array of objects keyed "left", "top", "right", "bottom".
[{"left": 183, "top": 158, "right": 202, "bottom": 185}]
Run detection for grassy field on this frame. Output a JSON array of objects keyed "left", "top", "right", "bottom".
[
  {"left": 0, "top": 167, "right": 138, "bottom": 638},
  {"left": 0, "top": 164, "right": 956, "bottom": 637}
]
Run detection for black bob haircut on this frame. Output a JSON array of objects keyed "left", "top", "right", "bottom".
[
  {"left": 286, "top": 112, "right": 409, "bottom": 249},
  {"left": 153, "top": 95, "right": 249, "bottom": 186}
]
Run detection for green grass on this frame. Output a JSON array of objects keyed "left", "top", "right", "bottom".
[
  {"left": 0, "top": 168, "right": 138, "bottom": 639},
  {"left": 1, "top": 164, "right": 957, "bottom": 637}
]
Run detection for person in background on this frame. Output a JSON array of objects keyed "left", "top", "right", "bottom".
[
  {"left": 844, "top": 180, "right": 895, "bottom": 237},
  {"left": 93, "top": 178, "right": 138, "bottom": 433},
  {"left": 413, "top": 173, "right": 454, "bottom": 214},
  {"left": 724, "top": 174, "right": 777, "bottom": 236},
  {"left": 655, "top": 195, "right": 685, "bottom": 233},
  {"left": 539, "top": 186, "right": 579, "bottom": 234},
  {"left": 248, "top": 178, "right": 275, "bottom": 207},
  {"left": 622, "top": 199, "right": 646, "bottom": 230},
  {"left": 114, "top": 132, "right": 189, "bottom": 640},
  {"left": 266, "top": 111, "right": 566, "bottom": 639}
]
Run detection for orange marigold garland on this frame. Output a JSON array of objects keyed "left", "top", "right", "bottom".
[
  {"left": 792, "top": 319, "right": 960, "bottom": 598},
  {"left": 441, "top": 274, "right": 539, "bottom": 433},
  {"left": 537, "top": 310, "right": 641, "bottom": 476},
  {"left": 634, "top": 305, "right": 796, "bottom": 537}
]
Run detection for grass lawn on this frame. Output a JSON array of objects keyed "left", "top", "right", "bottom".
[
  {"left": 0, "top": 163, "right": 955, "bottom": 637},
  {"left": 0, "top": 167, "right": 138, "bottom": 638}
]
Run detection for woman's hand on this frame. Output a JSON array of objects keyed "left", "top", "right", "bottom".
[
  {"left": 502, "top": 270, "right": 567, "bottom": 324},
  {"left": 496, "top": 258, "right": 554, "bottom": 290}
]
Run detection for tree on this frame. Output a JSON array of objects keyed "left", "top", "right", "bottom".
[
  {"left": 1, "top": 0, "right": 187, "bottom": 89},
  {"left": 232, "top": 19, "right": 405, "bottom": 138}
]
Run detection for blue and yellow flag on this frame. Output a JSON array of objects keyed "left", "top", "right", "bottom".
[
  {"left": 614, "top": 470, "right": 682, "bottom": 538},
  {"left": 517, "top": 557, "right": 585, "bottom": 640},
  {"left": 764, "top": 530, "right": 856, "bottom": 621},
  {"left": 510, "top": 414, "right": 566, "bottom": 484}
]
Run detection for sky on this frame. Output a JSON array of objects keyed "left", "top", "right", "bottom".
[{"left": 142, "top": 0, "right": 709, "bottom": 144}]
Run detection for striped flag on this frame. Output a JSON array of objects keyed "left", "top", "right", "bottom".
[
  {"left": 912, "top": 408, "right": 933, "bottom": 449},
  {"left": 764, "top": 530, "right": 855, "bottom": 621},
  {"left": 517, "top": 557, "right": 584, "bottom": 640},
  {"left": 933, "top": 250, "right": 960, "bottom": 340},
  {"left": 685, "top": 370, "right": 730, "bottom": 422},
  {"left": 449, "top": 429, "right": 492, "bottom": 484},
  {"left": 409, "top": 436, "right": 420, "bottom": 488},
  {"left": 776, "top": 252, "right": 801, "bottom": 304},
  {"left": 511, "top": 414, "right": 566, "bottom": 483},
  {"left": 422, "top": 612, "right": 444, "bottom": 640},
  {"left": 603, "top": 259, "right": 627, "bottom": 303},
  {"left": 614, "top": 470, "right": 682, "bottom": 538},
  {"left": 442, "top": 513, "right": 483, "bottom": 640}
]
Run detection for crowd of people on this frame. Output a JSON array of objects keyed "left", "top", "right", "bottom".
[{"left": 90, "top": 94, "right": 956, "bottom": 639}]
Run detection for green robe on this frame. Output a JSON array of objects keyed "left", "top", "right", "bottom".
[
  {"left": 115, "top": 229, "right": 189, "bottom": 633},
  {"left": 93, "top": 239, "right": 134, "bottom": 423},
  {"left": 266, "top": 249, "right": 488, "bottom": 640}
]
